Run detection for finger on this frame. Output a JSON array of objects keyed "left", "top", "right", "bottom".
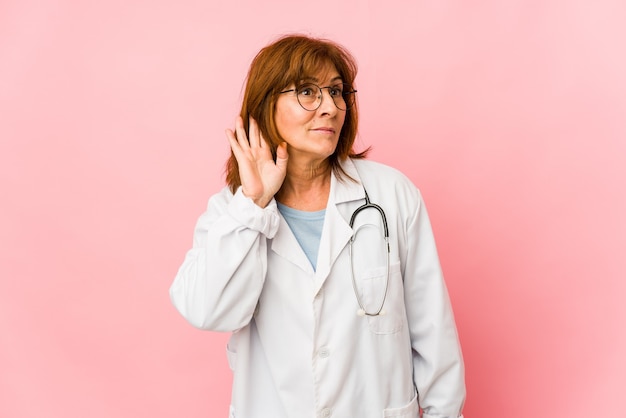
[
  {"left": 235, "top": 116, "right": 249, "bottom": 149},
  {"left": 225, "top": 128, "right": 237, "bottom": 147},
  {"left": 258, "top": 128, "right": 268, "bottom": 150},
  {"left": 249, "top": 116, "right": 261, "bottom": 149},
  {"left": 275, "top": 142, "right": 289, "bottom": 170},
  {"left": 257, "top": 130, "right": 274, "bottom": 161},
  {"left": 225, "top": 128, "right": 243, "bottom": 157}
]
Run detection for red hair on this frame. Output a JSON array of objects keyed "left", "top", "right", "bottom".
[{"left": 226, "top": 34, "right": 369, "bottom": 193}]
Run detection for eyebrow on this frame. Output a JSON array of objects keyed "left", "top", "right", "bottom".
[{"left": 301, "top": 75, "right": 343, "bottom": 84}]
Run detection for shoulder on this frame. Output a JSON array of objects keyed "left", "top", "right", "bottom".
[
  {"left": 351, "top": 158, "right": 401, "bottom": 175},
  {"left": 349, "top": 159, "right": 421, "bottom": 199},
  {"left": 346, "top": 159, "right": 426, "bottom": 218},
  {"left": 345, "top": 159, "right": 431, "bottom": 239}
]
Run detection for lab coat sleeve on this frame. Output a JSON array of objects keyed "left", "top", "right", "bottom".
[
  {"left": 403, "top": 189, "right": 466, "bottom": 418},
  {"left": 169, "top": 187, "right": 280, "bottom": 332}
]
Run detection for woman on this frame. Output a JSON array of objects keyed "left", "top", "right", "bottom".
[{"left": 170, "top": 34, "right": 465, "bottom": 418}]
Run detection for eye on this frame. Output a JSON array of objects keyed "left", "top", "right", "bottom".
[
  {"left": 329, "top": 85, "right": 344, "bottom": 97},
  {"left": 297, "top": 84, "right": 317, "bottom": 97}
]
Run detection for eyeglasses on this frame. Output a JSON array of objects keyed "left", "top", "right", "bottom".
[{"left": 279, "top": 83, "right": 357, "bottom": 111}]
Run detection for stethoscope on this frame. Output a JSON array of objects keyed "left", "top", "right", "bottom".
[{"left": 348, "top": 189, "right": 390, "bottom": 317}]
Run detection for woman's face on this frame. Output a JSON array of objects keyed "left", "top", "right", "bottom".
[{"left": 274, "top": 64, "right": 347, "bottom": 163}]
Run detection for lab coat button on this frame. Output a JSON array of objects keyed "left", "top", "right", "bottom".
[
  {"left": 318, "top": 348, "right": 330, "bottom": 358},
  {"left": 320, "top": 408, "right": 331, "bottom": 417}
]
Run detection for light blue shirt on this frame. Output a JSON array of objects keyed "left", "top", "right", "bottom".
[{"left": 277, "top": 202, "right": 326, "bottom": 270}]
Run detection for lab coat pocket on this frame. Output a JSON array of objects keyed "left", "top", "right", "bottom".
[
  {"left": 362, "top": 262, "right": 404, "bottom": 334},
  {"left": 382, "top": 392, "right": 419, "bottom": 417}
]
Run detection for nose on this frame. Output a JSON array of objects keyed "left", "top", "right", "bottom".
[{"left": 317, "top": 88, "right": 338, "bottom": 115}]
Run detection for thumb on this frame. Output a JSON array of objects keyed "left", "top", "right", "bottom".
[{"left": 275, "top": 142, "right": 289, "bottom": 170}]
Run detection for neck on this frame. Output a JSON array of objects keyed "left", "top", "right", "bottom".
[{"left": 276, "top": 160, "right": 332, "bottom": 211}]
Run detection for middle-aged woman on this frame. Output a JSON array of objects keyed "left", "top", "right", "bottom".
[{"left": 170, "top": 34, "right": 466, "bottom": 418}]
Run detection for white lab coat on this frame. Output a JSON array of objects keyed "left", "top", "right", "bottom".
[{"left": 170, "top": 158, "right": 465, "bottom": 418}]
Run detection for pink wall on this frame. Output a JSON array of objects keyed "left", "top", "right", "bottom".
[{"left": 2, "top": 1, "right": 625, "bottom": 417}]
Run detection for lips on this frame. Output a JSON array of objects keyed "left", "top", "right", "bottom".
[{"left": 311, "top": 127, "right": 336, "bottom": 133}]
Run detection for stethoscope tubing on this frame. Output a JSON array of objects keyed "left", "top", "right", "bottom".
[{"left": 348, "top": 189, "right": 390, "bottom": 317}]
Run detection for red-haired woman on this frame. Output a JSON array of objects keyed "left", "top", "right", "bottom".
[{"left": 170, "top": 34, "right": 465, "bottom": 418}]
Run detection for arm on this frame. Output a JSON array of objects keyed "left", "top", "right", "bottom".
[
  {"left": 169, "top": 187, "right": 280, "bottom": 331},
  {"left": 170, "top": 116, "right": 288, "bottom": 332},
  {"left": 403, "top": 190, "right": 466, "bottom": 418}
]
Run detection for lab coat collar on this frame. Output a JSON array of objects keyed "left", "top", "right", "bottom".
[
  {"left": 269, "top": 158, "right": 366, "bottom": 295},
  {"left": 329, "top": 157, "right": 366, "bottom": 204},
  {"left": 314, "top": 159, "right": 366, "bottom": 295}
]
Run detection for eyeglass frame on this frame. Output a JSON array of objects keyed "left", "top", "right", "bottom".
[{"left": 278, "top": 82, "right": 357, "bottom": 112}]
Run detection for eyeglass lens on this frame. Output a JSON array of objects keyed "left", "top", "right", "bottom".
[{"left": 296, "top": 83, "right": 355, "bottom": 111}]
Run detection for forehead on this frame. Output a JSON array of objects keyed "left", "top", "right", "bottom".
[{"left": 299, "top": 62, "right": 342, "bottom": 83}]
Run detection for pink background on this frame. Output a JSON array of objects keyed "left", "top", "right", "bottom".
[{"left": 1, "top": 1, "right": 625, "bottom": 417}]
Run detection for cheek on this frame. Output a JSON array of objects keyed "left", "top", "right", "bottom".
[
  {"left": 339, "top": 113, "right": 347, "bottom": 128},
  {"left": 275, "top": 105, "right": 311, "bottom": 137},
  {"left": 275, "top": 110, "right": 293, "bottom": 139}
]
